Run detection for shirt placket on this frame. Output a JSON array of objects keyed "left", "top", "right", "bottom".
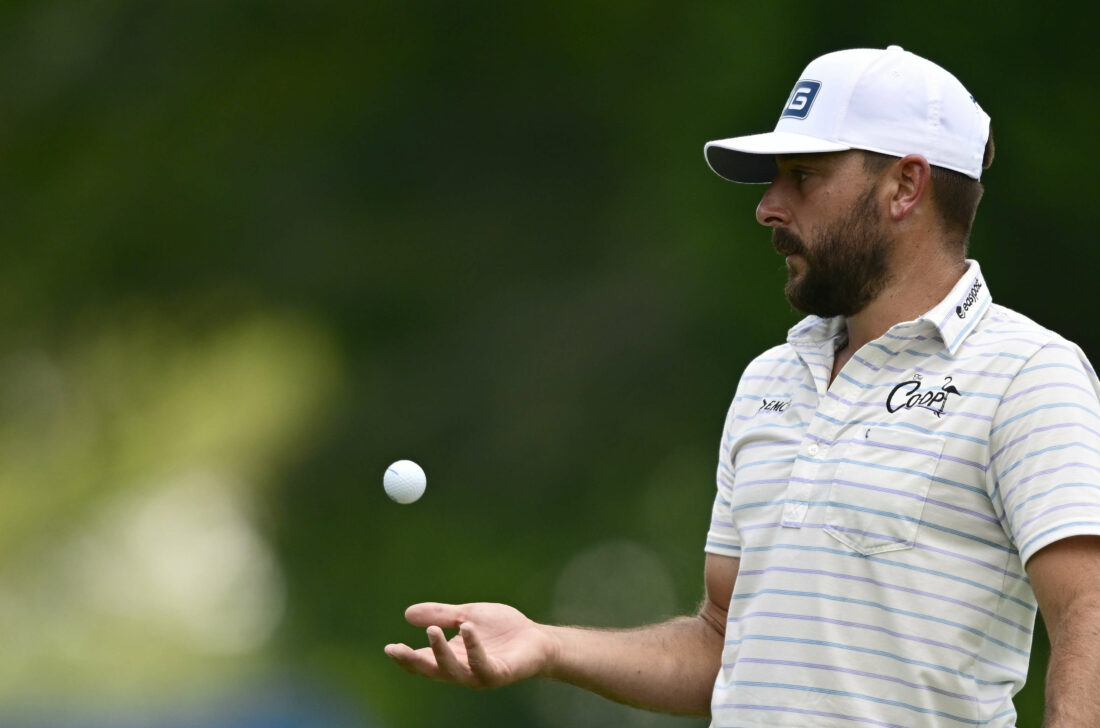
[
  {"left": 781, "top": 336, "right": 892, "bottom": 528},
  {"left": 782, "top": 396, "right": 842, "bottom": 527}
]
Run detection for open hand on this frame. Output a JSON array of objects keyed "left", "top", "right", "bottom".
[{"left": 384, "top": 602, "right": 558, "bottom": 689}]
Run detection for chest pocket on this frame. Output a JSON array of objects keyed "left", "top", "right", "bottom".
[{"left": 824, "top": 427, "right": 945, "bottom": 555}]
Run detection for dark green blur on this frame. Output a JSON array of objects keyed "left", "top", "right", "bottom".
[{"left": 0, "top": 2, "right": 1088, "bottom": 725}]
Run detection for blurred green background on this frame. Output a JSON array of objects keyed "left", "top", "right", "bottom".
[{"left": 0, "top": 1, "right": 1090, "bottom": 726}]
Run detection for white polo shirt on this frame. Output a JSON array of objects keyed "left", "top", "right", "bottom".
[{"left": 706, "top": 261, "right": 1100, "bottom": 727}]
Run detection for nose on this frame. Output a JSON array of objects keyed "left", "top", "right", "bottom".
[{"left": 755, "top": 180, "right": 789, "bottom": 228}]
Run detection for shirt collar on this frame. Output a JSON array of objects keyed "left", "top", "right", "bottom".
[
  {"left": 786, "top": 312, "right": 844, "bottom": 345},
  {"left": 918, "top": 259, "right": 991, "bottom": 356},
  {"left": 786, "top": 260, "right": 991, "bottom": 357}
]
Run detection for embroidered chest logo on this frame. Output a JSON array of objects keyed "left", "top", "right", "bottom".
[
  {"left": 886, "top": 374, "right": 961, "bottom": 418},
  {"left": 758, "top": 398, "right": 792, "bottom": 414}
]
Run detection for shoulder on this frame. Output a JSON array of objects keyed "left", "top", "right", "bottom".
[
  {"left": 978, "top": 304, "right": 1100, "bottom": 435},
  {"left": 741, "top": 342, "right": 800, "bottom": 377},
  {"left": 738, "top": 315, "right": 835, "bottom": 378},
  {"left": 721, "top": 342, "right": 802, "bottom": 423},
  {"left": 966, "top": 303, "right": 1094, "bottom": 374},
  {"left": 968, "top": 303, "right": 1060, "bottom": 351}
]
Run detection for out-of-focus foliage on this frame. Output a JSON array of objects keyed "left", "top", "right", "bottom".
[{"left": 0, "top": 1, "right": 1091, "bottom": 725}]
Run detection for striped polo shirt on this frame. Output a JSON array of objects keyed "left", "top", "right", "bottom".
[{"left": 705, "top": 260, "right": 1100, "bottom": 727}]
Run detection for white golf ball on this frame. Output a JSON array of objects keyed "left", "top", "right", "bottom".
[{"left": 384, "top": 460, "right": 426, "bottom": 504}]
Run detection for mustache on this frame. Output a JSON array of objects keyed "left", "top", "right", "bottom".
[{"left": 772, "top": 228, "right": 806, "bottom": 257}]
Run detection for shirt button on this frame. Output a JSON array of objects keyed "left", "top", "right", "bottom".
[{"left": 807, "top": 444, "right": 820, "bottom": 457}]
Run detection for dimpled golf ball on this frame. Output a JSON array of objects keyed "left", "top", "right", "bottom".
[{"left": 384, "top": 460, "right": 427, "bottom": 504}]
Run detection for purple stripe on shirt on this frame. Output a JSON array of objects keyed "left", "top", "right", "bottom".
[
  {"left": 883, "top": 331, "right": 930, "bottom": 342},
  {"left": 737, "top": 439, "right": 802, "bottom": 452},
  {"left": 1017, "top": 501, "right": 1100, "bottom": 531},
  {"left": 998, "top": 444, "right": 1100, "bottom": 500},
  {"left": 711, "top": 703, "right": 909, "bottom": 728},
  {"left": 950, "top": 366, "right": 1014, "bottom": 379},
  {"left": 740, "top": 533, "right": 1027, "bottom": 582},
  {"left": 852, "top": 354, "right": 883, "bottom": 372},
  {"left": 742, "top": 374, "right": 807, "bottom": 384},
  {"left": 1001, "top": 380, "right": 1095, "bottom": 406},
  {"left": 736, "top": 457, "right": 797, "bottom": 472},
  {"left": 1002, "top": 461, "right": 1100, "bottom": 503},
  {"left": 965, "top": 335, "right": 1046, "bottom": 349},
  {"left": 852, "top": 481, "right": 998, "bottom": 523},
  {"left": 857, "top": 436, "right": 987, "bottom": 471},
  {"left": 989, "top": 421, "right": 1100, "bottom": 465},
  {"left": 738, "top": 566, "right": 1030, "bottom": 633},
  {"left": 728, "top": 611, "right": 1027, "bottom": 678},
  {"left": 734, "top": 657, "right": 976, "bottom": 701},
  {"left": 786, "top": 477, "right": 996, "bottom": 522},
  {"left": 732, "top": 477, "right": 792, "bottom": 489}
]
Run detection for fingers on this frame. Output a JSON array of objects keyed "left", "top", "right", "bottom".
[
  {"left": 384, "top": 642, "right": 443, "bottom": 680},
  {"left": 405, "top": 602, "right": 465, "bottom": 628},
  {"left": 385, "top": 628, "right": 477, "bottom": 686},
  {"left": 427, "top": 626, "right": 472, "bottom": 683},
  {"left": 390, "top": 604, "right": 512, "bottom": 688},
  {"left": 459, "top": 622, "right": 499, "bottom": 687}
]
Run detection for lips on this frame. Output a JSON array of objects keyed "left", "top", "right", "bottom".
[{"left": 772, "top": 229, "right": 805, "bottom": 258}]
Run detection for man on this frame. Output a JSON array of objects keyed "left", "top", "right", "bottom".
[{"left": 385, "top": 46, "right": 1100, "bottom": 726}]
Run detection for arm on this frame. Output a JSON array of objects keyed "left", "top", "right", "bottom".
[
  {"left": 1026, "top": 536, "right": 1100, "bottom": 727},
  {"left": 384, "top": 552, "right": 738, "bottom": 717}
]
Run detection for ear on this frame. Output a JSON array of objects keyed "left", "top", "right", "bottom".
[{"left": 887, "top": 154, "right": 932, "bottom": 222}]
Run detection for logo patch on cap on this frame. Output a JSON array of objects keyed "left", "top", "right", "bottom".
[{"left": 781, "top": 80, "right": 821, "bottom": 119}]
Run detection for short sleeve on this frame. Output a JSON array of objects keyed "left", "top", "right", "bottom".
[
  {"left": 989, "top": 339, "right": 1100, "bottom": 565},
  {"left": 705, "top": 390, "right": 743, "bottom": 558}
]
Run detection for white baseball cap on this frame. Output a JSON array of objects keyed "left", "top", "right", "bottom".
[{"left": 704, "top": 45, "right": 991, "bottom": 183}]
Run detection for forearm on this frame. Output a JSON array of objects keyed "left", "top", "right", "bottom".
[
  {"left": 543, "top": 613, "right": 724, "bottom": 717},
  {"left": 1043, "top": 599, "right": 1100, "bottom": 727}
]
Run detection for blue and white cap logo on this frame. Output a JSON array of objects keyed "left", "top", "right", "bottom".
[{"left": 781, "top": 79, "right": 821, "bottom": 119}]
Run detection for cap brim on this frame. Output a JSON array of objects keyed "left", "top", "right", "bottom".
[{"left": 704, "top": 131, "right": 851, "bottom": 183}]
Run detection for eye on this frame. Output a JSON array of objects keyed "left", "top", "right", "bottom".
[{"left": 791, "top": 168, "right": 811, "bottom": 184}]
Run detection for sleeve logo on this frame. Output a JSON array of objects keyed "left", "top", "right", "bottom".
[
  {"left": 781, "top": 80, "right": 821, "bottom": 119},
  {"left": 758, "top": 398, "right": 791, "bottom": 414}
]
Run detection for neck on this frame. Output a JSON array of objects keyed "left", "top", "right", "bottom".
[{"left": 830, "top": 250, "right": 968, "bottom": 384}]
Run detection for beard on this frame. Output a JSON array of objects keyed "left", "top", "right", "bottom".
[{"left": 772, "top": 186, "right": 893, "bottom": 318}]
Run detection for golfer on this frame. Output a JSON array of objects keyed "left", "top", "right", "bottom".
[{"left": 386, "top": 46, "right": 1100, "bottom": 727}]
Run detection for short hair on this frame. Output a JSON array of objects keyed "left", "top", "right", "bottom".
[{"left": 863, "top": 128, "right": 995, "bottom": 253}]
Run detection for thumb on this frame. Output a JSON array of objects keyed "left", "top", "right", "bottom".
[{"left": 405, "top": 602, "right": 465, "bottom": 629}]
